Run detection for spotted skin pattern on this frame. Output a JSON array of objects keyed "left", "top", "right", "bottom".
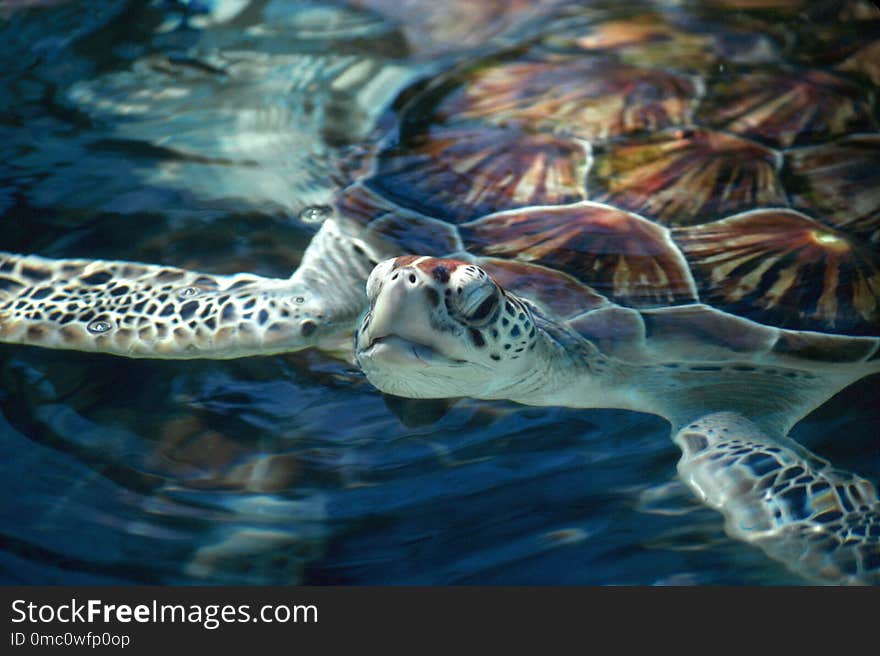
[
  {"left": 0, "top": 218, "right": 386, "bottom": 358},
  {"left": 359, "top": 256, "right": 538, "bottom": 365},
  {"left": 0, "top": 252, "right": 317, "bottom": 357},
  {"left": 495, "top": 295, "right": 538, "bottom": 360},
  {"left": 676, "top": 413, "right": 880, "bottom": 585}
]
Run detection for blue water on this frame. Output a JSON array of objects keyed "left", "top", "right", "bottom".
[{"left": 0, "top": 0, "right": 878, "bottom": 585}]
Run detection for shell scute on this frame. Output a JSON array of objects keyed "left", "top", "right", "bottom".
[
  {"left": 786, "top": 134, "right": 880, "bottom": 244},
  {"left": 836, "top": 40, "right": 880, "bottom": 86},
  {"left": 696, "top": 68, "right": 876, "bottom": 148},
  {"left": 351, "top": 0, "right": 562, "bottom": 58},
  {"left": 333, "top": 184, "right": 389, "bottom": 227},
  {"left": 476, "top": 257, "right": 608, "bottom": 319},
  {"left": 353, "top": 4, "right": 879, "bottom": 353},
  {"left": 568, "top": 306, "right": 646, "bottom": 359},
  {"left": 460, "top": 202, "right": 697, "bottom": 308},
  {"left": 549, "top": 11, "right": 783, "bottom": 73},
  {"left": 640, "top": 304, "right": 778, "bottom": 358},
  {"left": 590, "top": 128, "right": 784, "bottom": 227},
  {"left": 772, "top": 331, "right": 879, "bottom": 364},
  {"left": 369, "top": 213, "right": 461, "bottom": 257},
  {"left": 336, "top": 185, "right": 462, "bottom": 256},
  {"left": 336, "top": 184, "right": 460, "bottom": 255},
  {"left": 788, "top": 12, "right": 880, "bottom": 84},
  {"left": 433, "top": 54, "right": 699, "bottom": 142},
  {"left": 367, "top": 124, "right": 590, "bottom": 224},
  {"left": 673, "top": 209, "right": 880, "bottom": 336}
]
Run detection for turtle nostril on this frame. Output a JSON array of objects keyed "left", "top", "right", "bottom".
[{"left": 408, "top": 274, "right": 417, "bottom": 284}]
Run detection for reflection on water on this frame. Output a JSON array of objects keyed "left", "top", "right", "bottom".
[{"left": 0, "top": 0, "right": 878, "bottom": 585}]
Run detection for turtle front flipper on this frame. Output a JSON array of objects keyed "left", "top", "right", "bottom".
[
  {"left": 675, "top": 412, "right": 880, "bottom": 585},
  {"left": 0, "top": 219, "right": 385, "bottom": 359}
]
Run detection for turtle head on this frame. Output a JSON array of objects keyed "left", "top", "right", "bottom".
[{"left": 355, "top": 256, "right": 542, "bottom": 399}]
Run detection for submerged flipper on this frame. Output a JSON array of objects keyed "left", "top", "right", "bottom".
[
  {"left": 0, "top": 219, "right": 387, "bottom": 359},
  {"left": 675, "top": 412, "right": 880, "bottom": 585}
]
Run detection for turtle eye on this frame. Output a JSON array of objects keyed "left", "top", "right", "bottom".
[{"left": 456, "top": 279, "right": 499, "bottom": 325}]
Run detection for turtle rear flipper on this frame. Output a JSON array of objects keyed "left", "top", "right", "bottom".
[
  {"left": 0, "top": 218, "right": 385, "bottom": 359},
  {"left": 675, "top": 412, "right": 880, "bottom": 585}
]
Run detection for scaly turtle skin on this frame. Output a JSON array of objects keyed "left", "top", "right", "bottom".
[{"left": 2, "top": 1, "right": 880, "bottom": 583}]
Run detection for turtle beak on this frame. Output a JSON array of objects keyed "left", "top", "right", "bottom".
[
  {"left": 362, "top": 269, "right": 437, "bottom": 349},
  {"left": 356, "top": 266, "right": 467, "bottom": 369}
]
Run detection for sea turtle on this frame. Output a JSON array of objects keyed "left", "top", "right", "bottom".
[{"left": 1, "top": 1, "right": 880, "bottom": 584}]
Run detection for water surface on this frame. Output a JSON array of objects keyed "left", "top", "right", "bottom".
[{"left": 1, "top": 0, "right": 878, "bottom": 585}]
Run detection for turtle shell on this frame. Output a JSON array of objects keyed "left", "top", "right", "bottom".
[{"left": 337, "top": 1, "right": 880, "bottom": 344}]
